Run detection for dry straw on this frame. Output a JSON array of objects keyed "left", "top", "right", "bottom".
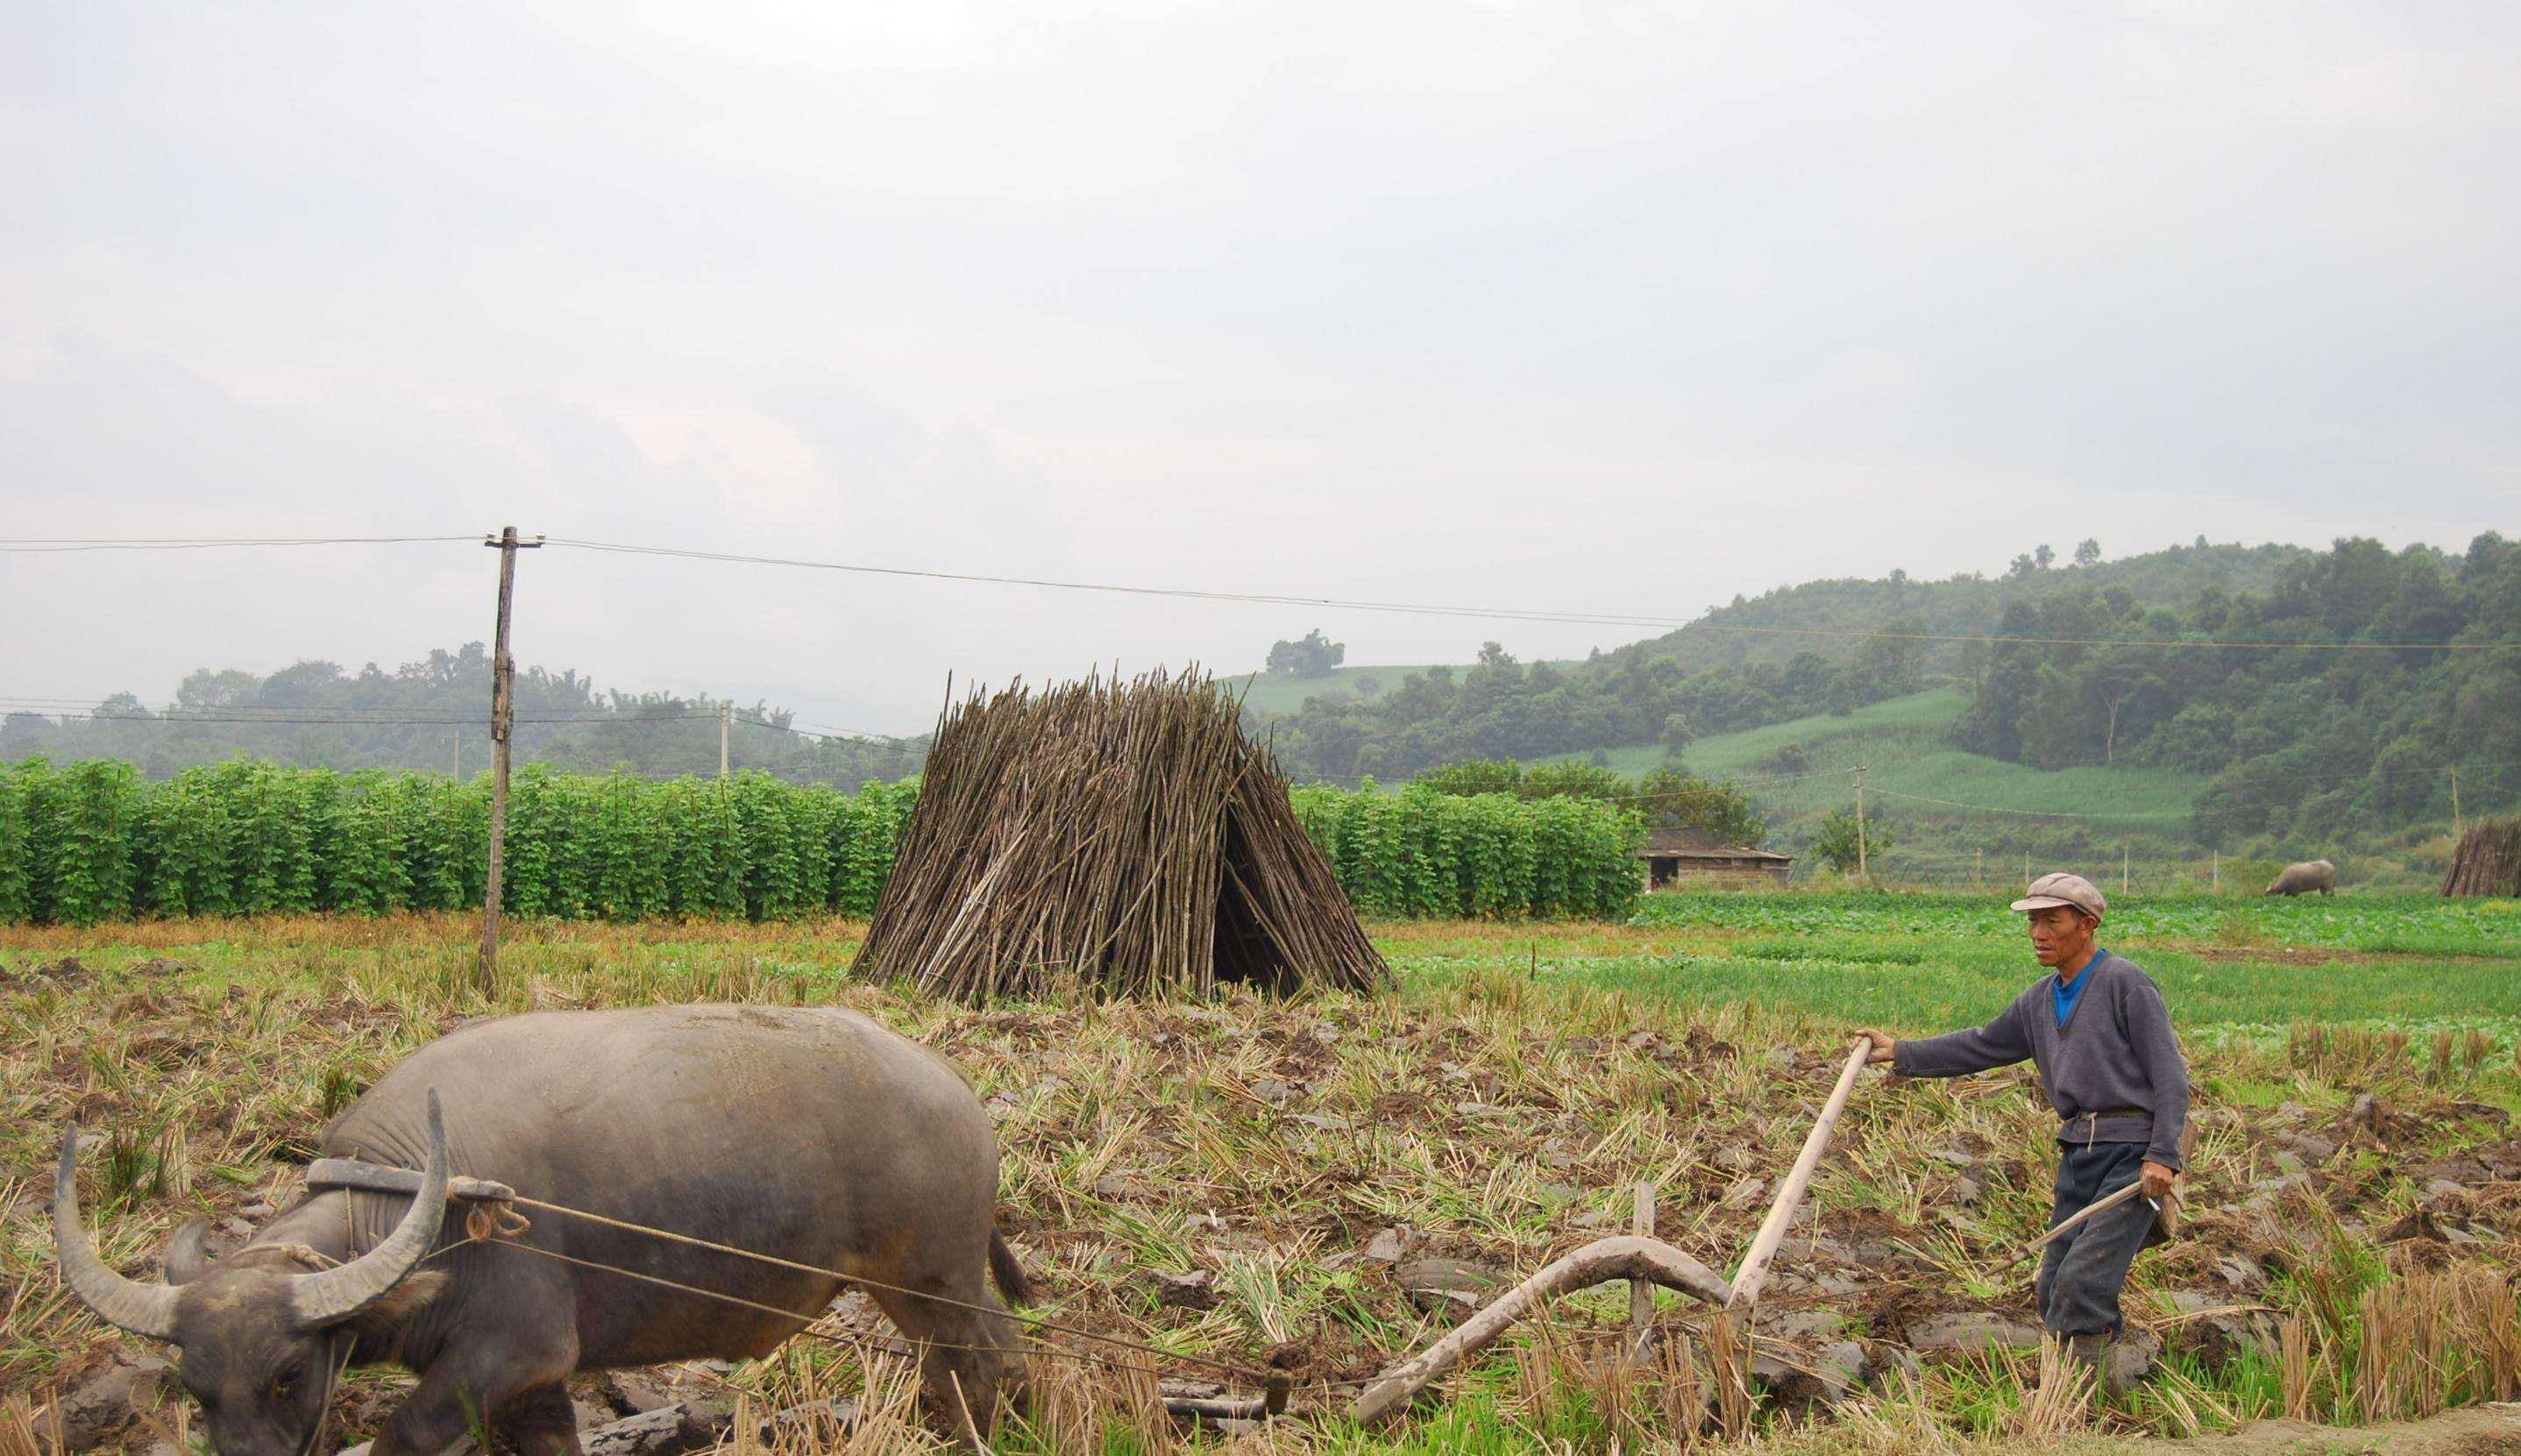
[{"left": 853, "top": 667, "right": 1389, "bottom": 1000}]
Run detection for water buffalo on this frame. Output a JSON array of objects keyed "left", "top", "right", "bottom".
[
  {"left": 55, "top": 1005, "right": 1030, "bottom": 1456},
  {"left": 2264, "top": 859, "right": 2338, "bottom": 896}
]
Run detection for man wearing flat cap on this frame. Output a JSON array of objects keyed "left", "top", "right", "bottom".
[{"left": 1854, "top": 872, "right": 2188, "bottom": 1386}]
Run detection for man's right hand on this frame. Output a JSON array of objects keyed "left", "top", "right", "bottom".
[{"left": 1852, "top": 1029, "right": 1897, "bottom": 1065}]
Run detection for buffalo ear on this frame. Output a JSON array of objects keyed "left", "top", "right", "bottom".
[
  {"left": 164, "top": 1217, "right": 215, "bottom": 1285},
  {"left": 344, "top": 1269, "right": 449, "bottom": 1339}
]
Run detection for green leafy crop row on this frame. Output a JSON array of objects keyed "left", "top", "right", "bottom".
[
  {"left": 1, "top": 760, "right": 1647, "bottom": 925},
  {"left": 1292, "top": 784, "right": 1642, "bottom": 920},
  {"left": 0, "top": 759, "right": 915, "bottom": 926}
]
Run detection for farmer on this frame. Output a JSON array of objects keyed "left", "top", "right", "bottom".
[{"left": 1852, "top": 871, "right": 2188, "bottom": 1387}]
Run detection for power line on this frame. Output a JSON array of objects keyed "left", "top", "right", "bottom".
[
  {"left": 0, "top": 536, "right": 479, "bottom": 552},
  {"left": 6, "top": 529, "right": 2506, "bottom": 651},
  {"left": 544, "top": 536, "right": 2503, "bottom": 654},
  {"left": 6, "top": 707, "right": 925, "bottom": 749},
  {"left": 14, "top": 705, "right": 726, "bottom": 720}
]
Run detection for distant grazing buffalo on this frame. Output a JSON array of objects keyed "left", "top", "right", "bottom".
[{"left": 2264, "top": 859, "right": 2338, "bottom": 896}]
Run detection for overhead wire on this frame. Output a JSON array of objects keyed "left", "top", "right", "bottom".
[
  {"left": 7, "top": 529, "right": 2510, "bottom": 650},
  {"left": 541, "top": 536, "right": 2508, "bottom": 654},
  {"left": 0, "top": 536, "right": 479, "bottom": 552}
]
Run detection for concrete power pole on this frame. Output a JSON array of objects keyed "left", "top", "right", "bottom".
[
  {"left": 721, "top": 701, "right": 732, "bottom": 778},
  {"left": 2451, "top": 766, "right": 2462, "bottom": 838},
  {"left": 479, "top": 525, "right": 543, "bottom": 997},
  {"left": 1854, "top": 764, "right": 1869, "bottom": 879}
]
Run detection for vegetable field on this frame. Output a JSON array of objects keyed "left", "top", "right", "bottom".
[{"left": 0, "top": 758, "right": 1644, "bottom": 927}]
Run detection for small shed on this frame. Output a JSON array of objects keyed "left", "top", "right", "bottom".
[{"left": 1637, "top": 827, "right": 1793, "bottom": 890}]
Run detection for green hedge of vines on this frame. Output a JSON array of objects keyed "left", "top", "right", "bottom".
[
  {"left": 0, "top": 759, "right": 914, "bottom": 926},
  {"left": 0, "top": 759, "right": 1641, "bottom": 925},
  {"left": 1290, "top": 784, "right": 1642, "bottom": 920}
]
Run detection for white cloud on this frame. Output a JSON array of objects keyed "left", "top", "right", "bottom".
[{"left": 3, "top": 2, "right": 2514, "bottom": 730}]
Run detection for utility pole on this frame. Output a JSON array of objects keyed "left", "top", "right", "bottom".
[
  {"left": 720, "top": 701, "right": 732, "bottom": 778},
  {"left": 2121, "top": 843, "right": 2129, "bottom": 895},
  {"left": 1854, "top": 764, "right": 1868, "bottom": 879},
  {"left": 479, "top": 526, "right": 543, "bottom": 997},
  {"left": 2212, "top": 851, "right": 2220, "bottom": 894},
  {"left": 2450, "top": 766, "right": 2461, "bottom": 837},
  {"left": 451, "top": 729, "right": 459, "bottom": 782},
  {"left": 1975, "top": 846, "right": 1983, "bottom": 890}
]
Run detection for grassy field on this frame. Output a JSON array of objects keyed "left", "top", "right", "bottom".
[
  {"left": 5, "top": 896, "right": 2516, "bottom": 1453},
  {"left": 1538, "top": 690, "right": 2212, "bottom": 835},
  {"left": 1516, "top": 692, "right": 2487, "bottom": 890},
  {"left": 1232, "top": 663, "right": 1590, "bottom": 719},
  {"left": 1231, "top": 666, "right": 1443, "bottom": 718}
]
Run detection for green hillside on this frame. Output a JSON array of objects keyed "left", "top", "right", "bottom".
[
  {"left": 1243, "top": 543, "right": 2305, "bottom": 704},
  {"left": 1631, "top": 539, "right": 2306, "bottom": 674},
  {"left": 1519, "top": 689, "right": 2423, "bottom": 887},
  {"left": 1230, "top": 665, "right": 1439, "bottom": 717},
  {"left": 1536, "top": 688, "right": 2205, "bottom": 820}
]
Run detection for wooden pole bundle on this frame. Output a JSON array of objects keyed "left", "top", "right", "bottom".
[
  {"left": 2440, "top": 817, "right": 2521, "bottom": 897},
  {"left": 851, "top": 667, "right": 1390, "bottom": 1000}
]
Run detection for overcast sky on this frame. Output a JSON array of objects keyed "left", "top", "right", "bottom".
[{"left": 6, "top": 3, "right": 2515, "bottom": 734}]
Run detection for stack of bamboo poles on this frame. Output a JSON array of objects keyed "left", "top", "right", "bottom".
[
  {"left": 2440, "top": 817, "right": 2521, "bottom": 896},
  {"left": 851, "top": 667, "right": 1390, "bottom": 1000}
]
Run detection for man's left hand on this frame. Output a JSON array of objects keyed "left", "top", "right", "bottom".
[{"left": 2141, "top": 1161, "right": 2177, "bottom": 1199}]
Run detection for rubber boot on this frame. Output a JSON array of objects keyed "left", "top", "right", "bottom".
[{"left": 2066, "top": 1332, "right": 2116, "bottom": 1395}]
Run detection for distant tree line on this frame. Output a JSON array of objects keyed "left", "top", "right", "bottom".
[
  {"left": 1948, "top": 535, "right": 2520, "bottom": 844},
  {"left": 0, "top": 643, "right": 926, "bottom": 790}
]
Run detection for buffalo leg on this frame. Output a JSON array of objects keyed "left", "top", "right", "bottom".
[
  {"left": 866, "top": 1278, "right": 1023, "bottom": 1435},
  {"left": 372, "top": 1318, "right": 579, "bottom": 1456},
  {"left": 497, "top": 1382, "right": 586, "bottom": 1456}
]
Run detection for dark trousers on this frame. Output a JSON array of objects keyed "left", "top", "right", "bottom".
[{"left": 2036, "top": 1140, "right": 2154, "bottom": 1338}]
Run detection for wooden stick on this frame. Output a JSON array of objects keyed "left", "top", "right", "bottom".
[
  {"left": 1163, "top": 1395, "right": 1270, "bottom": 1422},
  {"left": 1349, "top": 1235, "right": 1730, "bottom": 1424},
  {"left": 2003, "top": 1179, "right": 2154, "bottom": 1268},
  {"left": 1726, "top": 1036, "right": 1871, "bottom": 1310},
  {"left": 1629, "top": 1182, "right": 1655, "bottom": 1357}
]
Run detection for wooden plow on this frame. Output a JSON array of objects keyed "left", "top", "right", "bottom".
[{"left": 1349, "top": 1036, "right": 1877, "bottom": 1424}]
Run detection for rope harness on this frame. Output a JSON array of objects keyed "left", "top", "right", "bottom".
[{"left": 305, "top": 1159, "right": 1303, "bottom": 1410}]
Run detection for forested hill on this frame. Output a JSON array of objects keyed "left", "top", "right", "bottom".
[
  {"left": 1637, "top": 539, "right": 2305, "bottom": 674},
  {"left": 0, "top": 644, "right": 925, "bottom": 789},
  {"left": 1261, "top": 536, "right": 2521, "bottom": 848}
]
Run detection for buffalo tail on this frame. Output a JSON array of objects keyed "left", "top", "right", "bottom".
[{"left": 989, "top": 1230, "right": 1033, "bottom": 1307}]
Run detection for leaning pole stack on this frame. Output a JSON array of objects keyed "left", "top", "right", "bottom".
[
  {"left": 852, "top": 667, "right": 1390, "bottom": 1000},
  {"left": 2440, "top": 817, "right": 2521, "bottom": 897}
]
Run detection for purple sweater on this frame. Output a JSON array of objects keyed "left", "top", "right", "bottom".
[{"left": 1893, "top": 950, "right": 2190, "bottom": 1170}]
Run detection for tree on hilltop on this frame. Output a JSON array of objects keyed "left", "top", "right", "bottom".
[{"left": 1267, "top": 629, "right": 1346, "bottom": 678}]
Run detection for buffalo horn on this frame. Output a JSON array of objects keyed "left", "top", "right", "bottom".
[
  {"left": 53, "top": 1125, "right": 183, "bottom": 1342},
  {"left": 288, "top": 1088, "right": 451, "bottom": 1329}
]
